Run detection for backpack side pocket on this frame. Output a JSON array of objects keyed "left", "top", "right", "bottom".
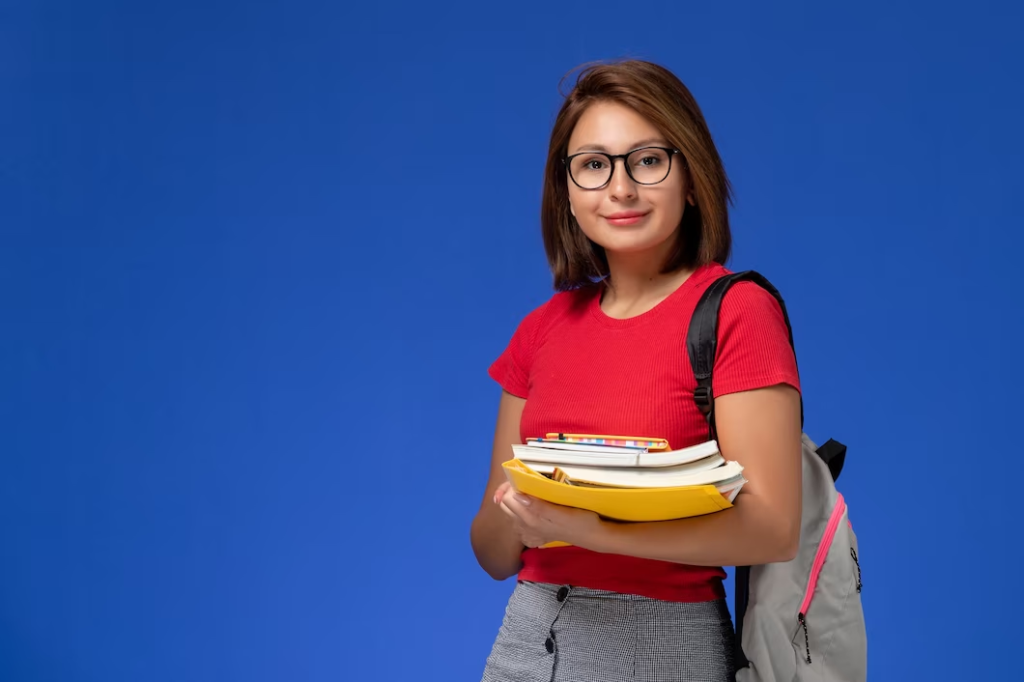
[{"left": 791, "top": 496, "right": 867, "bottom": 681}]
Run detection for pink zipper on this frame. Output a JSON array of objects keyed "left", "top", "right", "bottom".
[{"left": 796, "top": 492, "right": 846, "bottom": 663}]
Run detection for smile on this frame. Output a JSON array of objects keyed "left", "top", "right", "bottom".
[{"left": 603, "top": 211, "right": 650, "bottom": 226}]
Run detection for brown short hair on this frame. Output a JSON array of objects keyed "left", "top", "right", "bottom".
[{"left": 540, "top": 59, "right": 733, "bottom": 291}]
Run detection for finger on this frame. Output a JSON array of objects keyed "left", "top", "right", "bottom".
[
  {"left": 499, "top": 499, "right": 522, "bottom": 522},
  {"left": 493, "top": 482, "right": 512, "bottom": 505},
  {"left": 502, "top": 493, "right": 536, "bottom": 519}
]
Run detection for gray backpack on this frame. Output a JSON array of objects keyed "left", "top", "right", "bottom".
[{"left": 686, "top": 271, "right": 867, "bottom": 682}]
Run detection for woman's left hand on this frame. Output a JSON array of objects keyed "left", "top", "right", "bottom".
[{"left": 494, "top": 482, "right": 604, "bottom": 549}]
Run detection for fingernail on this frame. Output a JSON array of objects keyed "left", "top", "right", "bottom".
[{"left": 515, "top": 494, "right": 531, "bottom": 506}]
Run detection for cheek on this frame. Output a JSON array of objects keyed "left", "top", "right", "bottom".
[
  {"left": 567, "top": 187, "right": 595, "bottom": 214},
  {"left": 654, "top": 183, "right": 687, "bottom": 228},
  {"left": 567, "top": 189, "right": 603, "bottom": 231},
  {"left": 662, "top": 195, "right": 686, "bottom": 227}
]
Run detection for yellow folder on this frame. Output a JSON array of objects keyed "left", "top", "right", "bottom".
[{"left": 501, "top": 459, "right": 734, "bottom": 523}]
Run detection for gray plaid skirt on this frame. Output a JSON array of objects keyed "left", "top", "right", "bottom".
[{"left": 481, "top": 581, "right": 737, "bottom": 682}]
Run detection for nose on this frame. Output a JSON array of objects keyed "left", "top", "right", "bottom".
[{"left": 608, "top": 158, "right": 637, "bottom": 201}]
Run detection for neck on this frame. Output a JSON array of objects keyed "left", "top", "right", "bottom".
[
  {"left": 600, "top": 246, "right": 694, "bottom": 317},
  {"left": 603, "top": 251, "right": 669, "bottom": 299},
  {"left": 602, "top": 233, "right": 684, "bottom": 299}
]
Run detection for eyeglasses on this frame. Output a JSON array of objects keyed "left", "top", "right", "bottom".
[{"left": 564, "top": 146, "right": 683, "bottom": 190}]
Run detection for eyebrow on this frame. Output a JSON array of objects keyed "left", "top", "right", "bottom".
[{"left": 569, "top": 137, "right": 669, "bottom": 155}]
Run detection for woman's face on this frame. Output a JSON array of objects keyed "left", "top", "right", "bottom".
[{"left": 566, "top": 100, "right": 693, "bottom": 262}]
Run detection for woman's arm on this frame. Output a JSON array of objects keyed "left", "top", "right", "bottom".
[
  {"left": 498, "top": 384, "right": 803, "bottom": 566},
  {"left": 470, "top": 390, "right": 528, "bottom": 580},
  {"left": 585, "top": 384, "right": 803, "bottom": 565}
]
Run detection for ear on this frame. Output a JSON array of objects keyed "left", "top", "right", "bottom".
[
  {"left": 686, "top": 192, "right": 696, "bottom": 207},
  {"left": 569, "top": 202, "right": 576, "bottom": 217}
]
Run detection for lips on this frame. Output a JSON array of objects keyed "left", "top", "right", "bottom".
[{"left": 603, "top": 210, "right": 650, "bottom": 226}]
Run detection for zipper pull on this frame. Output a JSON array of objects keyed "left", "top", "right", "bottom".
[
  {"left": 850, "top": 548, "right": 862, "bottom": 592},
  {"left": 797, "top": 613, "right": 811, "bottom": 663}
]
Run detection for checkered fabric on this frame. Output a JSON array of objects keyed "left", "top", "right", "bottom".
[{"left": 481, "top": 581, "right": 737, "bottom": 682}]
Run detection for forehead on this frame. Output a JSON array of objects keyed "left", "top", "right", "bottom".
[{"left": 568, "top": 101, "right": 665, "bottom": 154}]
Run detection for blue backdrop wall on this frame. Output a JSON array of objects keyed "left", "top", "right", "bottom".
[{"left": 2, "top": 1, "right": 1022, "bottom": 680}]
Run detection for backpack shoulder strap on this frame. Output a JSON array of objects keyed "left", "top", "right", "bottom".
[
  {"left": 684, "top": 269, "right": 800, "bottom": 671},
  {"left": 685, "top": 269, "right": 802, "bottom": 440}
]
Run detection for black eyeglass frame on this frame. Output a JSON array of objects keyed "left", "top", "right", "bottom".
[{"left": 562, "top": 146, "right": 684, "bottom": 190}]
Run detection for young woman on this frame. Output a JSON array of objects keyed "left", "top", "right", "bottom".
[{"left": 470, "top": 60, "right": 803, "bottom": 682}]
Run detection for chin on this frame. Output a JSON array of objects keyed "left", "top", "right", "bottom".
[{"left": 593, "top": 229, "right": 675, "bottom": 256}]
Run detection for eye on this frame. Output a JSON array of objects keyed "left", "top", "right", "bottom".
[
  {"left": 570, "top": 155, "right": 609, "bottom": 176},
  {"left": 632, "top": 152, "right": 666, "bottom": 168}
]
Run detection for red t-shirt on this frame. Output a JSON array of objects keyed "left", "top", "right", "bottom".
[{"left": 488, "top": 262, "right": 801, "bottom": 603}]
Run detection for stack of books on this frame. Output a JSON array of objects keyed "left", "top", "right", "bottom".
[{"left": 501, "top": 434, "right": 745, "bottom": 523}]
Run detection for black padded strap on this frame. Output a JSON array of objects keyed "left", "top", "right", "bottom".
[
  {"left": 685, "top": 270, "right": 802, "bottom": 440},
  {"left": 732, "top": 564, "right": 751, "bottom": 669},
  {"left": 684, "top": 270, "right": 801, "bottom": 670},
  {"left": 815, "top": 438, "right": 847, "bottom": 482}
]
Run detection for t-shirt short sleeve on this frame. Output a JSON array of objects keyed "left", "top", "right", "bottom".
[
  {"left": 488, "top": 302, "right": 548, "bottom": 399},
  {"left": 711, "top": 282, "right": 801, "bottom": 397}
]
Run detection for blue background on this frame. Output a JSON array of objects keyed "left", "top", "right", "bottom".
[{"left": 2, "top": 1, "right": 1022, "bottom": 680}]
